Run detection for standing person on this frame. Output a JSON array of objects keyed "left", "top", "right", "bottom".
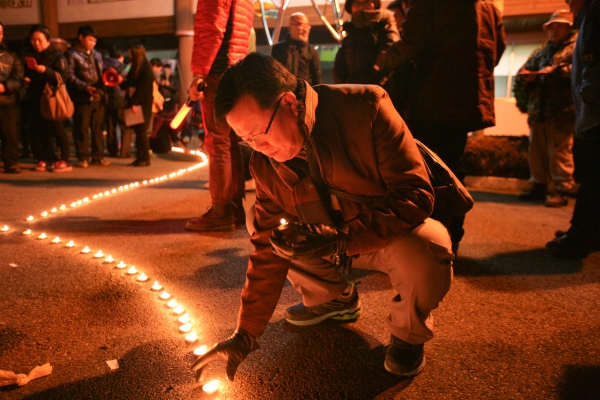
[
  {"left": 514, "top": 10, "right": 577, "bottom": 207},
  {"left": 377, "top": 0, "right": 506, "bottom": 254},
  {"left": 271, "top": 12, "right": 322, "bottom": 85},
  {"left": 0, "top": 21, "right": 24, "bottom": 174},
  {"left": 66, "top": 24, "right": 109, "bottom": 168},
  {"left": 23, "top": 24, "right": 72, "bottom": 173},
  {"left": 123, "top": 44, "right": 154, "bottom": 167},
  {"left": 333, "top": 0, "right": 398, "bottom": 85},
  {"left": 190, "top": 53, "right": 453, "bottom": 382},
  {"left": 185, "top": 0, "right": 254, "bottom": 232},
  {"left": 103, "top": 47, "right": 132, "bottom": 158},
  {"left": 386, "top": 0, "right": 409, "bottom": 33},
  {"left": 546, "top": 0, "right": 600, "bottom": 258}
]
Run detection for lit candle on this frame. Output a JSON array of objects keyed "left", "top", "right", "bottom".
[
  {"left": 51, "top": 207, "right": 57, "bottom": 213},
  {"left": 51, "top": 237, "right": 61, "bottom": 243},
  {"left": 81, "top": 246, "right": 91, "bottom": 254},
  {"left": 71, "top": 202, "right": 77, "bottom": 207},
  {"left": 23, "top": 229, "right": 32, "bottom": 235},
  {"left": 60, "top": 205, "right": 66, "bottom": 210},
  {"left": 151, "top": 281, "right": 162, "bottom": 291},
  {"left": 1, "top": 225, "right": 9, "bottom": 232},
  {"left": 93, "top": 195, "right": 98, "bottom": 199},
  {"left": 149, "top": 179, "right": 154, "bottom": 183},
  {"left": 127, "top": 266, "right": 138, "bottom": 275},
  {"left": 202, "top": 379, "right": 219, "bottom": 394},
  {"left": 94, "top": 250, "right": 104, "bottom": 258},
  {"left": 167, "top": 299, "right": 178, "bottom": 309},
  {"left": 26, "top": 215, "right": 34, "bottom": 221},
  {"left": 76, "top": 200, "right": 82, "bottom": 205},
  {"left": 124, "top": 185, "right": 129, "bottom": 189},
  {"left": 116, "top": 261, "right": 126, "bottom": 269},
  {"left": 65, "top": 240, "right": 75, "bottom": 248},
  {"left": 194, "top": 345, "right": 208, "bottom": 356},
  {"left": 118, "top": 186, "right": 124, "bottom": 191},
  {"left": 178, "top": 313, "right": 190, "bottom": 324},
  {"left": 185, "top": 332, "right": 198, "bottom": 343},
  {"left": 173, "top": 306, "right": 185, "bottom": 315},
  {"left": 134, "top": 182, "right": 139, "bottom": 187},
  {"left": 137, "top": 273, "right": 148, "bottom": 282},
  {"left": 98, "top": 193, "right": 103, "bottom": 198},
  {"left": 104, "top": 255, "right": 114, "bottom": 263},
  {"left": 111, "top": 189, "right": 116, "bottom": 193},
  {"left": 160, "top": 291, "right": 171, "bottom": 300},
  {"left": 179, "top": 323, "right": 192, "bottom": 333},
  {"left": 38, "top": 233, "right": 47, "bottom": 239},
  {"left": 83, "top": 197, "right": 89, "bottom": 202},
  {"left": 41, "top": 211, "right": 48, "bottom": 217},
  {"left": 104, "top": 191, "right": 110, "bottom": 196},
  {"left": 142, "top": 180, "right": 148, "bottom": 185}
]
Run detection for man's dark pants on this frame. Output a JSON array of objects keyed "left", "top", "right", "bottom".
[
  {"left": 72, "top": 100, "right": 105, "bottom": 162},
  {"left": 0, "top": 105, "right": 19, "bottom": 170}
]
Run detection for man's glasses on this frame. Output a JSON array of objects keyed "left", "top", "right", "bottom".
[{"left": 239, "top": 96, "right": 283, "bottom": 148}]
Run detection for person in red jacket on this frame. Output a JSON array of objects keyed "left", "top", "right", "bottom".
[{"left": 185, "top": 0, "right": 254, "bottom": 232}]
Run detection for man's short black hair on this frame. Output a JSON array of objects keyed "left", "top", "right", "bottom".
[
  {"left": 150, "top": 58, "right": 163, "bottom": 67},
  {"left": 214, "top": 52, "right": 297, "bottom": 122},
  {"left": 77, "top": 24, "right": 97, "bottom": 39}
]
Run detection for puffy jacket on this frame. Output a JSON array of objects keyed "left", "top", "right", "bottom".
[
  {"left": 66, "top": 44, "right": 104, "bottom": 103},
  {"left": 191, "top": 0, "right": 254, "bottom": 77},
  {"left": 333, "top": 10, "right": 399, "bottom": 84},
  {"left": 22, "top": 44, "right": 68, "bottom": 102},
  {"left": 0, "top": 44, "right": 24, "bottom": 106},
  {"left": 381, "top": 0, "right": 506, "bottom": 130},
  {"left": 237, "top": 82, "right": 433, "bottom": 337},
  {"left": 514, "top": 33, "right": 577, "bottom": 129}
]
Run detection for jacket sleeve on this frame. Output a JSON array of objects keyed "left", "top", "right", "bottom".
[
  {"left": 191, "top": 0, "right": 233, "bottom": 77},
  {"left": 332, "top": 39, "right": 348, "bottom": 83},
  {"left": 66, "top": 51, "right": 90, "bottom": 91},
  {"left": 4, "top": 53, "right": 24, "bottom": 93},
  {"left": 236, "top": 158, "right": 294, "bottom": 338},
  {"left": 46, "top": 52, "right": 68, "bottom": 86},
  {"left": 344, "top": 92, "right": 434, "bottom": 255},
  {"left": 311, "top": 47, "right": 322, "bottom": 85},
  {"left": 129, "top": 64, "right": 154, "bottom": 106}
]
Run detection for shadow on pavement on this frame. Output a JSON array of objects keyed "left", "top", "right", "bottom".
[{"left": 558, "top": 364, "right": 600, "bottom": 400}]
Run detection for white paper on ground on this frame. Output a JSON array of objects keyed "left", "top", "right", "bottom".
[
  {"left": 106, "top": 359, "right": 119, "bottom": 370},
  {"left": 9, "top": 263, "right": 18, "bottom": 268}
]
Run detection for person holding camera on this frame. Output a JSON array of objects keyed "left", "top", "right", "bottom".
[{"left": 66, "top": 24, "right": 109, "bottom": 168}]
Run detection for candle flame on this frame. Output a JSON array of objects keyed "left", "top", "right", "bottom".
[
  {"left": 66, "top": 240, "right": 75, "bottom": 247},
  {"left": 194, "top": 345, "right": 208, "bottom": 356},
  {"left": 179, "top": 323, "right": 192, "bottom": 333},
  {"left": 178, "top": 313, "right": 190, "bottom": 323},
  {"left": 151, "top": 281, "right": 162, "bottom": 291},
  {"left": 202, "top": 379, "right": 219, "bottom": 394},
  {"left": 1, "top": 225, "right": 9, "bottom": 232},
  {"left": 23, "top": 229, "right": 32, "bottom": 235},
  {"left": 173, "top": 305, "right": 185, "bottom": 315},
  {"left": 167, "top": 299, "right": 178, "bottom": 308},
  {"left": 160, "top": 291, "right": 171, "bottom": 300},
  {"left": 127, "top": 266, "right": 138, "bottom": 275},
  {"left": 137, "top": 273, "right": 148, "bottom": 282},
  {"left": 117, "top": 261, "right": 126, "bottom": 268},
  {"left": 185, "top": 332, "right": 198, "bottom": 342}
]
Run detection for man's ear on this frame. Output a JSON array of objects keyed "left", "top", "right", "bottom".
[{"left": 282, "top": 92, "right": 299, "bottom": 117}]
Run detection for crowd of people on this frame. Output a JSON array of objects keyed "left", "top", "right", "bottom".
[
  {"left": 1, "top": 0, "right": 597, "bottom": 384},
  {"left": 0, "top": 22, "right": 181, "bottom": 173}
]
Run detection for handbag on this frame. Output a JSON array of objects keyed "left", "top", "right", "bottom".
[{"left": 40, "top": 72, "right": 74, "bottom": 121}]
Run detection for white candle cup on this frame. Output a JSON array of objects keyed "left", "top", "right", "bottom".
[
  {"left": 81, "top": 246, "right": 91, "bottom": 254},
  {"left": 83, "top": 197, "right": 89, "bottom": 202},
  {"left": 76, "top": 200, "right": 82, "bottom": 205},
  {"left": 137, "top": 273, "right": 148, "bottom": 282},
  {"left": 127, "top": 266, "right": 138, "bottom": 275},
  {"left": 167, "top": 299, "right": 178, "bottom": 309},
  {"left": 173, "top": 306, "right": 185, "bottom": 315},
  {"left": 41, "top": 211, "right": 48, "bottom": 217},
  {"left": 160, "top": 291, "right": 171, "bottom": 300},
  {"left": 23, "top": 229, "right": 32, "bottom": 235},
  {"left": 60, "top": 205, "right": 66, "bottom": 210},
  {"left": 71, "top": 202, "right": 77, "bottom": 207},
  {"left": 202, "top": 379, "right": 219, "bottom": 394},
  {"left": 111, "top": 188, "right": 117, "bottom": 193},
  {"left": 65, "top": 240, "right": 75, "bottom": 248},
  {"left": 185, "top": 332, "right": 198, "bottom": 343},
  {"left": 104, "top": 191, "right": 110, "bottom": 196},
  {"left": 1, "top": 225, "right": 9, "bottom": 232},
  {"left": 104, "top": 255, "right": 114, "bottom": 263},
  {"left": 93, "top": 195, "right": 98, "bottom": 199},
  {"left": 179, "top": 323, "right": 192, "bottom": 333},
  {"left": 38, "top": 233, "right": 47, "bottom": 239},
  {"left": 193, "top": 345, "right": 208, "bottom": 356},
  {"left": 26, "top": 215, "right": 34, "bottom": 221},
  {"left": 178, "top": 313, "right": 190, "bottom": 324},
  {"left": 94, "top": 250, "right": 104, "bottom": 258},
  {"left": 151, "top": 281, "right": 162, "bottom": 291},
  {"left": 116, "top": 261, "right": 126, "bottom": 269},
  {"left": 51, "top": 237, "right": 61, "bottom": 243},
  {"left": 50, "top": 208, "right": 57, "bottom": 213}
]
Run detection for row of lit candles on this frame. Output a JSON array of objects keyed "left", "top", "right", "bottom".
[{"left": 1, "top": 151, "right": 220, "bottom": 394}]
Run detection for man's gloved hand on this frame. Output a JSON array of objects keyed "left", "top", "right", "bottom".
[
  {"left": 191, "top": 329, "right": 259, "bottom": 383},
  {"left": 270, "top": 222, "right": 349, "bottom": 261}
]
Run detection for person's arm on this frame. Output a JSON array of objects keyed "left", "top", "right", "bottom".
[
  {"left": 311, "top": 46, "right": 322, "bottom": 85},
  {"left": 65, "top": 51, "right": 90, "bottom": 92},
  {"left": 1, "top": 52, "right": 24, "bottom": 94},
  {"left": 494, "top": 5, "right": 506, "bottom": 67},
  {"left": 332, "top": 39, "right": 348, "bottom": 84},
  {"left": 343, "top": 92, "right": 434, "bottom": 255},
  {"left": 191, "top": 0, "right": 232, "bottom": 78}
]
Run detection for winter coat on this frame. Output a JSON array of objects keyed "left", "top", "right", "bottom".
[
  {"left": 381, "top": 0, "right": 506, "bottom": 131},
  {"left": 22, "top": 44, "right": 68, "bottom": 102},
  {"left": 103, "top": 56, "right": 128, "bottom": 109},
  {"left": 271, "top": 34, "right": 322, "bottom": 85},
  {"left": 125, "top": 61, "right": 155, "bottom": 127},
  {"left": 514, "top": 33, "right": 577, "bottom": 130},
  {"left": 572, "top": 0, "right": 600, "bottom": 137},
  {"left": 191, "top": 0, "right": 254, "bottom": 78},
  {"left": 333, "top": 10, "right": 399, "bottom": 85},
  {"left": 0, "top": 44, "right": 24, "bottom": 106},
  {"left": 237, "top": 81, "right": 433, "bottom": 337},
  {"left": 65, "top": 44, "right": 104, "bottom": 103}
]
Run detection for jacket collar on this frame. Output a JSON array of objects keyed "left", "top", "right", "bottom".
[{"left": 299, "top": 80, "right": 318, "bottom": 140}]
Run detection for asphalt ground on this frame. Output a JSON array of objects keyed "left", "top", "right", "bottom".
[{"left": 1, "top": 154, "right": 599, "bottom": 400}]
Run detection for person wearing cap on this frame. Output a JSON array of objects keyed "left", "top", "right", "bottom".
[
  {"left": 546, "top": 0, "right": 600, "bottom": 258},
  {"left": 271, "top": 12, "right": 321, "bottom": 85},
  {"left": 515, "top": 10, "right": 577, "bottom": 207}
]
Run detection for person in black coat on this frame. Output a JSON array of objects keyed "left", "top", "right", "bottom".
[{"left": 124, "top": 44, "right": 154, "bottom": 166}]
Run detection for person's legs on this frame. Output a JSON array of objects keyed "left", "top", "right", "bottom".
[
  {"left": 0, "top": 106, "right": 20, "bottom": 171},
  {"left": 119, "top": 108, "right": 133, "bottom": 157},
  {"left": 133, "top": 122, "right": 150, "bottom": 163},
  {"left": 51, "top": 120, "right": 70, "bottom": 163},
  {"left": 527, "top": 122, "right": 551, "bottom": 186},
  {"left": 105, "top": 106, "right": 120, "bottom": 157},
  {"left": 90, "top": 102, "right": 106, "bottom": 163},
  {"left": 548, "top": 123, "right": 575, "bottom": 193},
  {"left": 72, "top": 103, "right": 92, "bottom": 163}
]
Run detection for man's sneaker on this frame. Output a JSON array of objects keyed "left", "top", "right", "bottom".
[
  {"left": 91, "top": 159, "right": 111, "bottom": 167},
  {"left": 285, "top": 282, "right": 362, "bottom": 326},
  {"left": 517, "top": 183, "right": 547, "bottom": 202},
  {"left": 53, "top": 160, "right": 73, "bottom": 173},
  {"left": 545, "top": 192, "right": 568, "bottom": 207},
  {"left": 34, "top": 161, "right": 47, "bottom": 172},
  {"left": 185, "top": 203, "right": 235, "bottom": 232},
  {"left": 78, "top": 160, "right": 88, "bottom": 168},
  {"left": 384, "top": 335, "right": 426, "bottom": 377}
]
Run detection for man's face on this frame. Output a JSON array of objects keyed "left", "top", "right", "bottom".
[
  {"left": 545, "top": 22, "right": 571, "bottom": 44},
  {"left": 79, "top": 34, "right": 97, "bottom": 51},
  {"left": 226, "top": 94, "right": 305, "bottom": 162},
  {"left": 152, "top": 65, "right": 162, "bottom": 74},
  {"left": 289, "top": 15, "right": 311, "bottom": 42}
]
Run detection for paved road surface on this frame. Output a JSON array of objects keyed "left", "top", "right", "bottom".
[{"left": 1, "top": 154, "right": 598, "bottom": 399}]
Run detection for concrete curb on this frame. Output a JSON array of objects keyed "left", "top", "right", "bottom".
[{"left": 464, "top": 175, "right": 529, "bottom": 194}]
